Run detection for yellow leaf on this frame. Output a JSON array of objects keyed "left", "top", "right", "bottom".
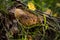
[
  {"left": 56, "top": 3, "right": 60, "bottom": 7},
  {"left": 45, "top": 8, "right": 52, "bottom": 15},
  {"left": 53, "top": 13, "right": 58, "bottom": 17},
  {"left": 27, "top": 1, "right": 36, "bottom": 11}
]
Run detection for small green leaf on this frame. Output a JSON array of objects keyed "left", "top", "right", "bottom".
[{"left": 43, "top": 14, "right": 48, "bottom": 30}]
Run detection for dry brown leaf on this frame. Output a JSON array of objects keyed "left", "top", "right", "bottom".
[
  {"left": 27, "top": 35, "right": 32, "bottom": 40},
  {"left": 14, "top": 8, "right": 43, "bottom": 26}
]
